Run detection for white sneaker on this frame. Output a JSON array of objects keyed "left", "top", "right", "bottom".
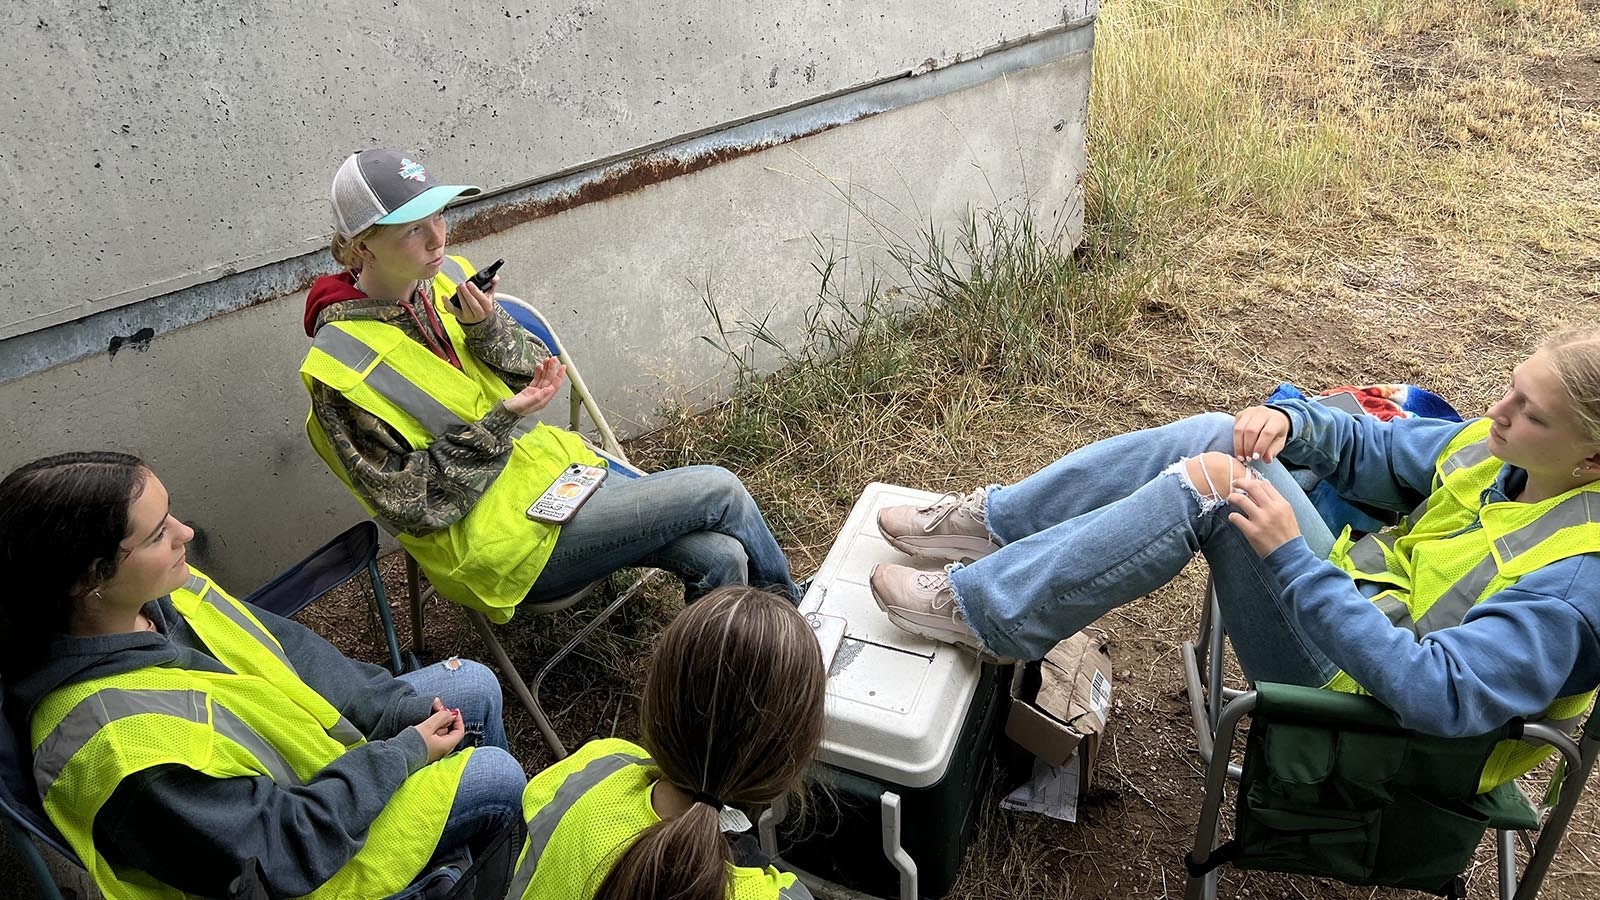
[
  {"left": 868, "top": 563, "right": 1014, "bottom": 664},
  {"left": 875, "top": 488, "right": 1000, "bottom": 562}
]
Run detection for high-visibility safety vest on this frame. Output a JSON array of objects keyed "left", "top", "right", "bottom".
[
  {"left": 299, "top": 255, "right": 601, "bottom": 622},
  {"left": 1323, "top": 418, "right": 1600, "bottom": 791},
  {"left": 507, "top": 738, "right": 813, "bottom": 900},
  {"left": 31, "top": 568, "right": 471, "bottom": 899}
]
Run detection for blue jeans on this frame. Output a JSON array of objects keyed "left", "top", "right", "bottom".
[
  {"left": 528, "top": 464, "right": 797, "bottom": 603},
  {"left": 395, "top": 660, "right": 525, "bottom": 865},
  {"left": 950, "top": 413, "right": 1343, "bottom": 686}
]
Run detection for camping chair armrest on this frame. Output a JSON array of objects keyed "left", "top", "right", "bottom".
[
  {"left": 1251, "top": 682, "right": 1407, "bottom": 730},
  {"left": 1253, "top": 682, "right": 1526, "bottom": 742}
]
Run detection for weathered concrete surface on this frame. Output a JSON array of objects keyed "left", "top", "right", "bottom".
[
  {"left": 1, "top": 0, "right": 1093, "bottom": 340},
  {"left": 0, "top": 47, "right": 1090, "bottom": 591}
]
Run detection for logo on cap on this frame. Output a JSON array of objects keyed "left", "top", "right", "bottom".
[{"left": 398, "top": 159, "right": 428, "bottom": 183}]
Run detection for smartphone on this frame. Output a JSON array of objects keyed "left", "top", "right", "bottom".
[
  {"left": 525, "top": 463, "right": 607, "bottom": 524},
  {"left": 806, "top": 612, "right": 848, "bottom": 671},
  {"left": 449, "top": 259, "right": 505, "bottom": 310}
]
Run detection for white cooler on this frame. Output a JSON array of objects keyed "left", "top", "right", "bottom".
[{"left": 760, "top": 483, "right": 1008, "bottom": 900}]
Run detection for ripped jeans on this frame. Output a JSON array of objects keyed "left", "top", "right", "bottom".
[{"left": 949, "top": 413, "right": 1343, "bottom": 685}]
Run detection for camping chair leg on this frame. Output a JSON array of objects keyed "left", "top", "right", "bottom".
[
  {"left": 1496, "top": 829, "right": 1517, "bottom": 900},
  {"left": 466, "top": 610, "right": 567, "bottom": 760},
  {"left": 1513, "top": 724, "right": 1599, "bottom": 900},
  {"left": 1205, "top": 586, "right": 1226, "bottom": 734},
  {"left": 1184, "top": 693, "right": 1256, "bottom": 900},
  {"left": 528, "top": 571, "right": 663, "bottom": 707},
  {"left": 367, "top": 559, "right": 405, "bottom": 674},
  {"left": 405, "top": 554, "right": 427, "bottom": 657}
]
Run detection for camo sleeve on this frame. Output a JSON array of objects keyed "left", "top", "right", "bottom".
[
  {"left": 308, "top": 382, "right": 521, "bottom": 535},
  {"left": 458, "top": 305, "right": 550, "bottom": 391}
]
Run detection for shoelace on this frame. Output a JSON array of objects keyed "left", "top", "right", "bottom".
[
  {"left": 915, "top": 571, "right": 954, "bottom": 611},
  {"left": 919, "top": 490, "right": 988, "bottom": 533}
]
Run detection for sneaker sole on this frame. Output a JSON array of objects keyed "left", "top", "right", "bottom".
[
  {"left": 880, "top": 531, "right": 999, "bottom": 563},
  {"left": 868, "top": 578, "right": 1016, "bottom": 665}
]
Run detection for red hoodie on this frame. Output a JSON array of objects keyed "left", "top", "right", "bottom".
[
  {"left": 303, "top": 272, "right": 461, "bottom": 368},
  {"left": 302, "top": 272, "right": 367, "bottom": 337}
]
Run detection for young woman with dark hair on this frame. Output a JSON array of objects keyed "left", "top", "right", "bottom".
[
  {"left": 0, "top": 452, "right": 526, "bottom": 899},
  {"left": 509, "top": 585, "right": 826, "bottom": 900}
]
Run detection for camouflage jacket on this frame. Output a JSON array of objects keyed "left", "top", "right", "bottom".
[{"left": 309, "top": 292, "right": 551, "bottom": 536}]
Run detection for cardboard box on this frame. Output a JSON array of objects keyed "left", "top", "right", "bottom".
[{"left": 1005, "top": 628, "right": 1113, "bottom": 793}]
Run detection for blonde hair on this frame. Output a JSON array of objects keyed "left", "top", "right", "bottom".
[
  {"left": 328, "top": 224, "right": 382, "bottom": 270},
  {"left": 1541, "top": 327, "right": 1600, "bottom": 443},
  {"left": 593, "top": 586, "right": 827, "bottom": 900}
]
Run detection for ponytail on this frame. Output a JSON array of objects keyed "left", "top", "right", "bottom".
[
  {"left": 328, "top": 224, "right": 381, "bottom": 270},
  {"left": 593, "top": 802, "right": 729, "bottom": 900},
  {"left": 589, "top": 585, "right": 827, "bottom": 900}
]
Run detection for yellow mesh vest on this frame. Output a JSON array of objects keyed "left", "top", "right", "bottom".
[
  {"left": 32, "top": 568, "right": 470, "bottom": 899},
  {"left": 508, "top": 738, "right": 809, "bottom": 900},
  {"left": 1323, "top": 419, "right": 1600, "bottom": 790},
  {"left": 299, "top": 255, "right": 600, "bottom": 622}
]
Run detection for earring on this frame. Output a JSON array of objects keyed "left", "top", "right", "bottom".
[
  {"left": 1576, "top": 466, "right": 1590, "bottom": 479},
  {"left": 87, "top": 589, "right": 103, "bottom": 602}
]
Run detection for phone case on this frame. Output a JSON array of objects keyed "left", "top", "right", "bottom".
[
  {"left": 526, "top": 464, "right": 608, "bottom": 524},
  {"left": 806, "top": 612, "right": 848, "bottom": 671}
]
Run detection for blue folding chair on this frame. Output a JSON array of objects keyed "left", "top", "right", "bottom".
[
  {"left": 403, "top": 294, "right": 660, "bottom": 760},
  {"left": 243, "top": 519, "right": 406, "bottom": 674}
]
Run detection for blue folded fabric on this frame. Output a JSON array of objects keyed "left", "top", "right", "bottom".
[{"left": 1268, "top": 382, "right": 1462, "bottom": 536}]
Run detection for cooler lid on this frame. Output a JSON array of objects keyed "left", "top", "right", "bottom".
[{"left": 800, "top": 482, "right": 982, "bottom": 789}]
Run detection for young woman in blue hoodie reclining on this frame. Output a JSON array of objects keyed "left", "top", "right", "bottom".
[
  {"left": 870, "top": 327, "right": 1600, "bottom": 790},
  {"left": 0, "top": 452, "right": 527, "bottom": 899}
]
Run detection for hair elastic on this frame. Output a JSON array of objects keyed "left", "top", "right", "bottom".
[{"left": 690, "top": 790, "right": 724, "bottom": 810}]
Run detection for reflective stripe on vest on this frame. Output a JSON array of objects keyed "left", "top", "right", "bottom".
[
  {"left": 509, "top": 752, "right": 644, "bottom": 898},
  {"left": 181, "top": 573, "right": 364, "bottom": 747},
  {"left": 34, "top": 688, "right": 301, "bottom": 794},
  {"left": 311, "top": 326, "right": 466, "bottom": 438},
  {"left": 1440, "top": 439, "right": 1494, "bottom": 477},
  {"left": 439, "top": 256, "right": 469, "bottom": 287},
  {"left": 1496, "top": 491, "right": 1600, "bottom": 561}
]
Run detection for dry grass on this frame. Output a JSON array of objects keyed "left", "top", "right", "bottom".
[{"left": 312, "top": 1, "right": 1600, "bottom": 897}]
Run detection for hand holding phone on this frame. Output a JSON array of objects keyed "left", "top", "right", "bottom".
[{"left": 448, "top": 258, "right": 505, "bottom": 316}]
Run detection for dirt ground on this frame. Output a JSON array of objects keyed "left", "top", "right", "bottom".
[{"left": 304, "top": 5, "right": 1600, "bottom": 899}]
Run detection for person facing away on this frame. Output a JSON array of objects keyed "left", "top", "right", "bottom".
[
  {"left": 507, "top": 585, "right": 825, "bottom": 900},
  {"left": 870, "top": 327, "right": 1600, "bottom": 791},
  {"left": 299, "top": 148, "right": 797, "bottom": 622},
  {"left": 0, "top": 452, "right": 526, "bottom": 899}
]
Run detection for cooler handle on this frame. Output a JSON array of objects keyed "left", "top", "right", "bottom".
[
  {"left": 758, "top": 794, "right": 789, "bottom": 858},
  {"left": 881, "top": 791, "right": 919, "bottom": 900}
]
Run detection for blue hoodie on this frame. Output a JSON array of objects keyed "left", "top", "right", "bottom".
[{"left": 1265, "top": 399, "right": 1600, "bottom": 737}]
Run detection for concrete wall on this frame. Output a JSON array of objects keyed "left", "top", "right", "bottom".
[
  {"left": 3, "top": 0, "right": 1084, "bottom": 339},
  {"left": 0, "top": 9, "right": 1093, "bottom": 590}
]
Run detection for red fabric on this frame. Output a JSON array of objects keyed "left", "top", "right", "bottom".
[
  {"left": 303, "top": 273, "right": 366, "bottom": 336},
  {"left": 1322, "top": 386, "right": 1407, "bottom": 421}
]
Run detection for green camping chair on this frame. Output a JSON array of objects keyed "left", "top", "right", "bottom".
[
  {"left": 1180, "top": 579, "right": 1600, "bottom": 900},
  {"left": 403, "top": 294, "right": 660, "bottom": 761}
]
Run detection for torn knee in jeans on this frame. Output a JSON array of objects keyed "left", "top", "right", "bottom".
[{"left": 1164, "top": 452, "right": 1253, "bottom": 513}]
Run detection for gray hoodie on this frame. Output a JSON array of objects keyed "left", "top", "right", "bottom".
[{"left": 10, "top": 596, "right": 438, "bottom": 898}]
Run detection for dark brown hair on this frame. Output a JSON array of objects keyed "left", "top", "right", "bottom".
[
  {"left": 0, "top": 452, "right": 148, "bottom": 680},
  {"left": 593, "top": 586, "right": 827, "bottom": 900}
]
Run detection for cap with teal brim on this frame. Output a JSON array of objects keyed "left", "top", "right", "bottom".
[{"left": 331, "top": 148, "right": 482, "bottom": 237}]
